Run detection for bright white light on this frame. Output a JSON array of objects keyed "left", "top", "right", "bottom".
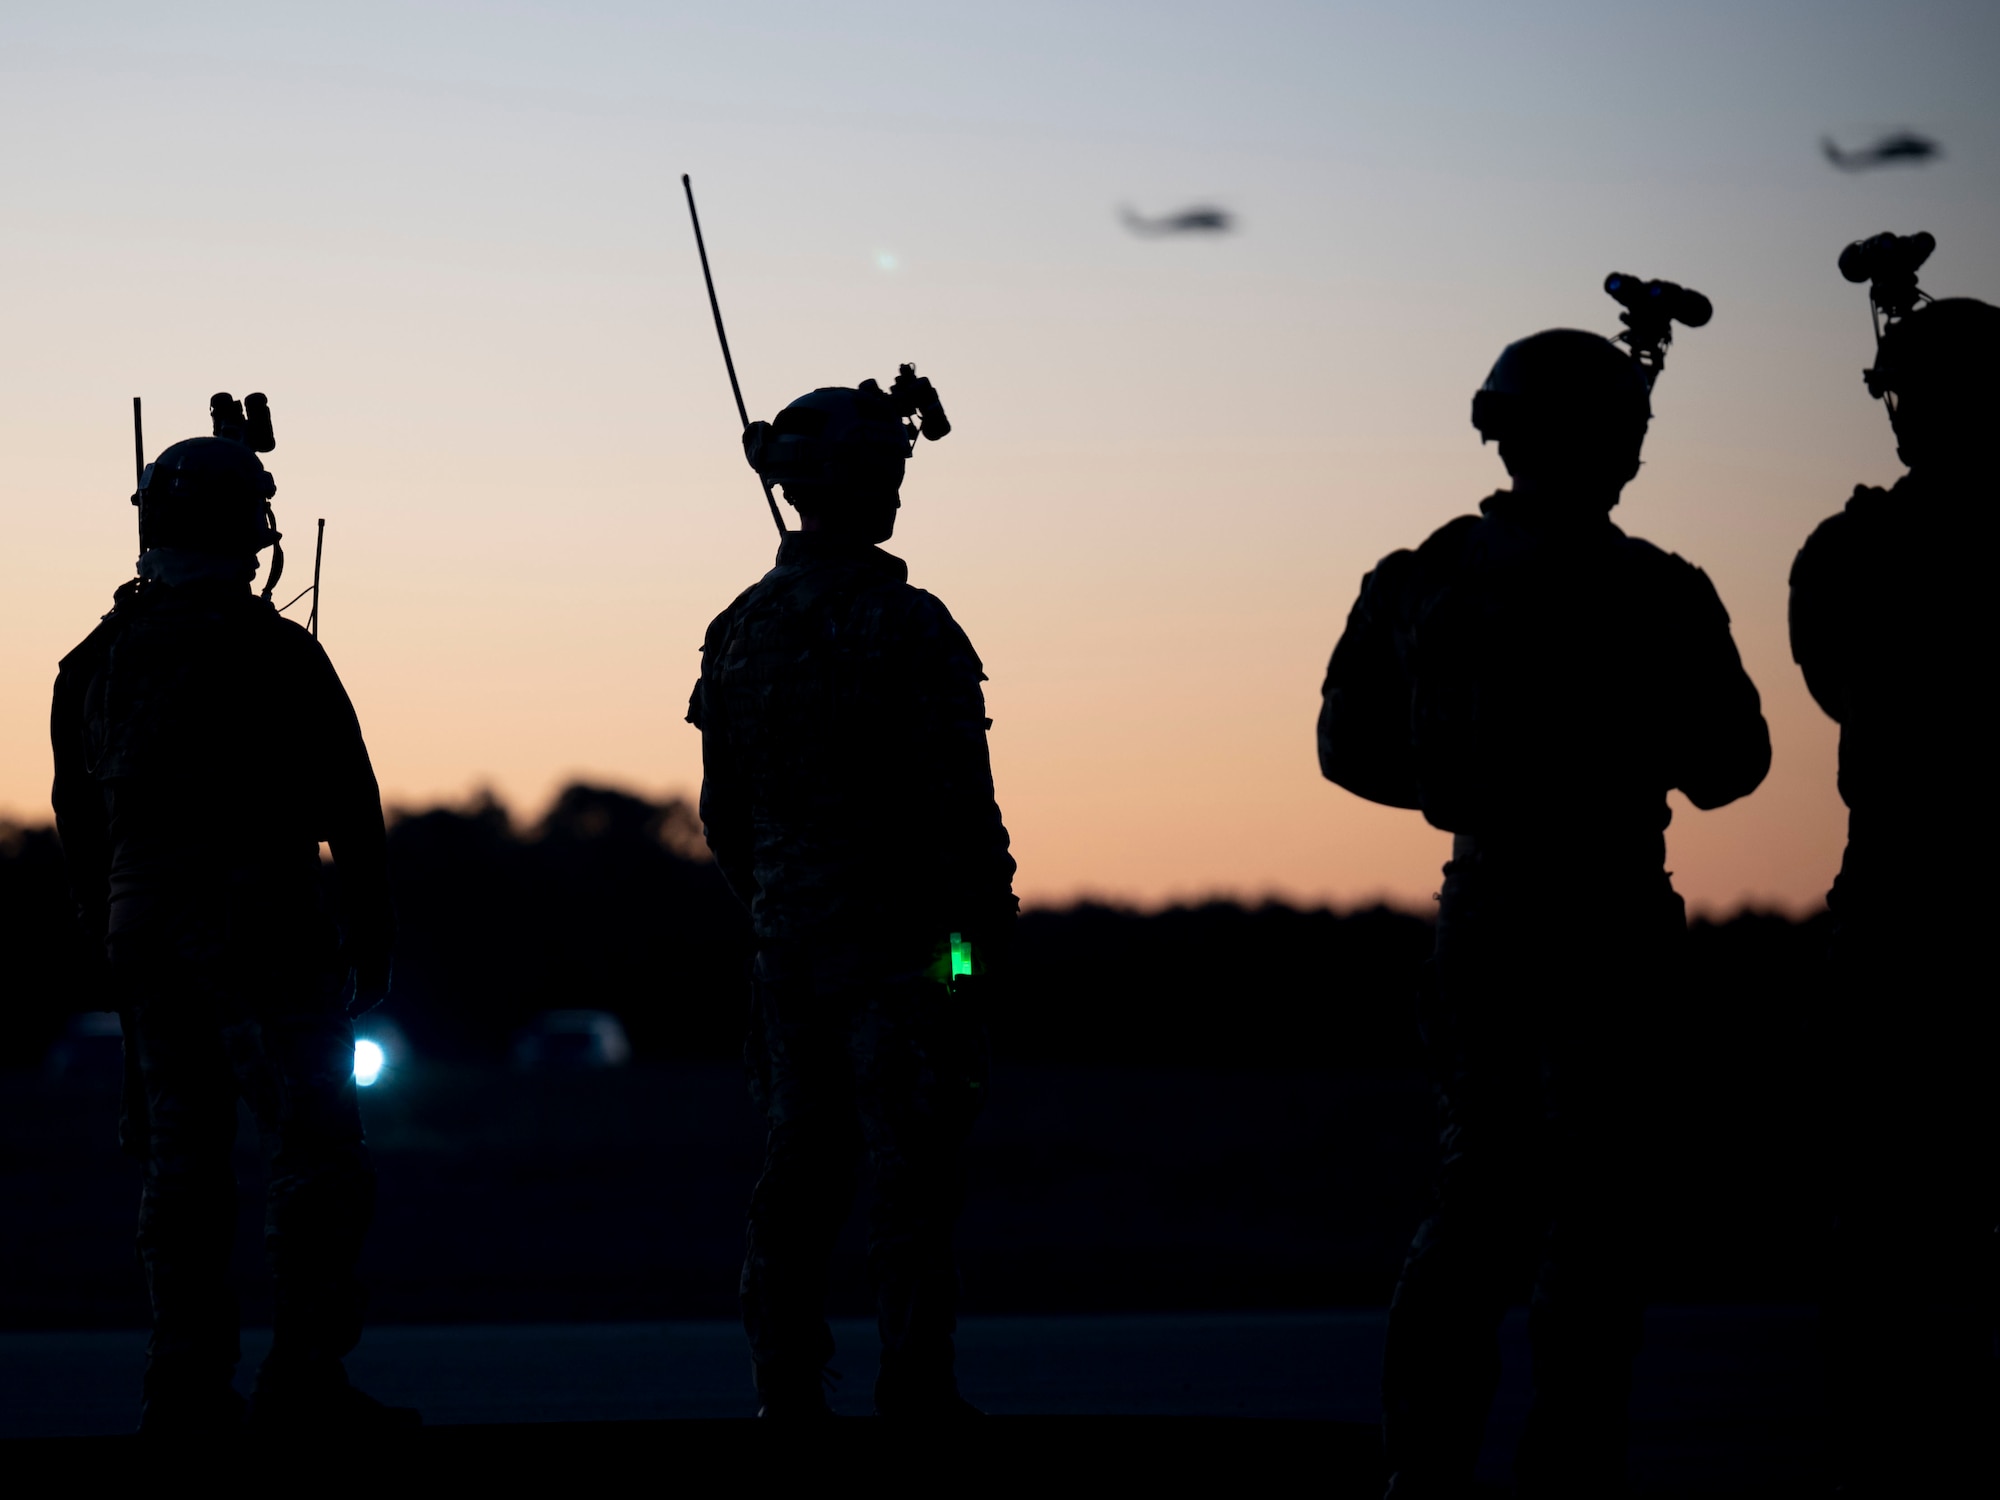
[
  {"left": 876, "top": 251, "right": 898, "bottom": 271},
  {"left": 353, "top": 1039, "right": 385, "bottom": 1087}
]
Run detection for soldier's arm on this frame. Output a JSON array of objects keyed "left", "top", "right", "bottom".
[
  {"left": 49, "top": 640, "right": 113, "bottom": 943},
  {"left": 294, "top": 634, "right": 395, "bottom": 991},
  {"left": 688, "top": 653, "right": 757, "bottom": 909},
  {"left": 1669, "top": 565, "right": 1772, "bottom": 811},
  {"left": 910, "top": 600, "right": 1019, "bottom": 938},
  {"left": 1787, "top": 510, "right": 1856, "bottom": 724},
  {"left": 1317, "top": 553, "right": 1422, "bottom": 810}
]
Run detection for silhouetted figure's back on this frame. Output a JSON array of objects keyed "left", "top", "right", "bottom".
[
  {"left": 49, "top": 425, "right": 410, "bottom": 1433},
  {"left": 1792, "top": 473, "right": 1992, "bottom": 893},
  {"left": 1790, "top": 294, "right": 1999, "bottom": 1491},
  {"left": 1323, "top": 490, "right": 1768, "bottom": 856},
  {"left": 689, "top": 377, "right": 1015, "bottom": 1418},
  {"left": 696, "top": 534, "right": 1009, "bottom": 951},
  {"left": 1320, "top": 329, "right": 1769, "bottom": 1497}
]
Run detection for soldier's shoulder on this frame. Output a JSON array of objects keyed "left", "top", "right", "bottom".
[
  {"left": 701, "top": 574, "right": 780, "bottom": 646},
  {"left": 1410, "top": 513, "right": 1485, "bottom": 563},
  {"left": 1358, "top": 514, "right": 1481, "bottom": 585},
  {"left": 1613, "top": 531, "right": 1701, "bottom": 577},
  {"left": 1817, "top": 482, "right": 1894, "bottom": 539},
  {"left": 247, "top": 599, "right": 334, "bottom": 662},
  {"left": 258, "top": 602, "right": 317, "bottom": 642},
  {"left": 1624, "top": 532, "right": 1730, "bottom": 601},
  {"left": 1845, "top": 480, "right": 1898, "bottom": 520},
  {"left": 863, "top": 579, "right": 979, "bottom": 654},
  {"left": 1367, "top": 514, "right": 1483, "bottom": 600},
  {"left": 57, "top": 617, "right": 122, "bottom": 678},
  {"left": 1788, "top": 487, "right": 1885, "bottom": 585},
  {"left": 56, "top": 579, "right": 152, "bottom": 673},
  {"left": 876, "top": 576, "right": 958, "bottom": 622},
  {"left": 701, "top": 596, "right": 744, "bottom": 646}
]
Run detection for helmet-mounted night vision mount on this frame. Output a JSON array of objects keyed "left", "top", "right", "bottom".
[
  {"left": 1840, "top": 231, "right": 1936, "bottom": 409},
  {"left": 1603, "top": 272, "right": 1713, "bottom": 391}
]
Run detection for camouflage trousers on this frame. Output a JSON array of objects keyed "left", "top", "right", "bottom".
[
  {"left": 741, "top": 943, "right": 989, "bottom": 1395},
  {"left": 1383, "top": 854, "right": 1683, "bottom": 1498},
  {"left": 112, "top": 934, "right": 374, "bottom": 1402},
  {"left": 1821, "top": 890, "right": 1997, "bottom": 1492}
]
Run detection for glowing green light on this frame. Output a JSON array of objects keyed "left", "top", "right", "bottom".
[{"left": 950, "top": 932, "right": 973, "bottom": 979}]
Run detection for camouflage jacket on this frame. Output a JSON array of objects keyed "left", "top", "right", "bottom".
[
  {"left": 50, "top": 577, "right": 391, "bottom": 970},
  {"left": 689, "top": 533, "right": 1016, "bottom": 955},
  {"left": 1318, "top": 491, "right": 1770, "bottom": 870},
  {"left": 1790, "top": 470, "right": 1994, "bottom": 890}
]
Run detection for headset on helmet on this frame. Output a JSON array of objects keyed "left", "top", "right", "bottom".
[
  {"left": 131, "top": 391, "right": 286, "bottom": 600},
  {"left": 742, "top": 364, "right": 950, "bottom": 499}
]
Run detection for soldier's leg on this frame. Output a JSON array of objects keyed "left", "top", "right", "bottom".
[
  {"left": 1514, "top": 1014, "right": 1646, "bottom": 1498},
  {"left": 1514, "top": 900, "right": 1673, "bottom": 1497},
  {"left": 742, "top": 951, "right": 864, "bottom": 1405},
  {"left": 234, "top": 981, "right": 375, "bottom": 1398},
  {"left": 1384, "top": 901, "right": 1544, "bottom": 1497},
  {"left": 118, "top": 961, "right": 244, "bottom": 1426},
  {"left": 858, "top": 971, "right": 989, "bottom": 1413},
  {"left": 1382, "top": 1047, "right": 1542, "bottom": 1491}
]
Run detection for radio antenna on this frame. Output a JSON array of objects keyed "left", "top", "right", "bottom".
[
  {"left": 132, "top": 397, "right": 144, "bottom": 486},
  {"left": 681, "top": 174, "right": 785, "bottom": 538},
  {"left": 308, "top": 519, "right": 324, "bottom": 639}
]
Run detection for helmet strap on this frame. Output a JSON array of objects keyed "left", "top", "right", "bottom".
[{"left": 259, "top": 501, "right": 286, "bottom": 603}]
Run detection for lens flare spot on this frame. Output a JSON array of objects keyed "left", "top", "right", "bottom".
[
  {"left": 354, "top": 1039, "right": 385, "bottom": 1087},
  {"left": 876, "top": 251, "right": 899, "bottom": 272}
]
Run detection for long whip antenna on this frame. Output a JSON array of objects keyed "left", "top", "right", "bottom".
[
  {"left": 308, "top": 518, "right": 324, "bottom": 639},
  {"left": 132, "top": 397, "right": 144, "bottom": 486},
  {"left": 681, "top": 174, "right": 785, "bottom": 538}
]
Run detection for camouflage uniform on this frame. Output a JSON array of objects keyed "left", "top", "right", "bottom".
[
  {"left": 1321, "top": 491, "right": 1769, "bottom": 1494},
  {"left": 689, "top": 531, "right": 1016, "bottom": 1404},
  {"left": 1791, "top": 474, "right": 1997, "bottom": 1485},
  {"left": 51, "top": 572, "right": 391, "bottom": 1419}
]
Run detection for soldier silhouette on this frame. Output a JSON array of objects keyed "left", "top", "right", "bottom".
[
  {"left": 687, "top": 371, "right": 1017, "bottom": 1417},
  {"left": 1791, "top": 261, "right": 2000, "bottom": 1491},
  {"left": 50, "top": 398, "right": 412, "bottom": 1433},
  {"left": 1319, "top": 325, "right": 1770, "bottom": 1496}
]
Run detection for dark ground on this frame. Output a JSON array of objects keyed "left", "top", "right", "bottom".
[
  {"left": 0, "top": 1309, "right": 1821, "bottom": 1495},
  {"left": 3, "top": 1060, "right": 1440, "bottom": 1328},
  {"left": 2, "top": 1049, "right": 1825, "bottom": 1331},
  {"left": 1, "top": 1058, "right": 1834, "bottom": 1492}
]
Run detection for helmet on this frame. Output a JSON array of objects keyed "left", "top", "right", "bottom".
[
  {"left": 1471, "top": 328, "right": 1651, "bottom": 444},
  {"left": 133, "top": 436, "right": 279, "bottom": 557},
  {"left": 1868, "top": 297, "right": 2000, "bottom": 398},
  {"left": 742, "top": 383, "right": 916, "bottom": 497}
]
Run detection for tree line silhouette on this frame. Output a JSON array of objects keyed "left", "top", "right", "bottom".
[{"left": 7, "top": 782, "right": 1826, "bottom": 1077}]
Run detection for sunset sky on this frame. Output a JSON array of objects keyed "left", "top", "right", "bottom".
[{"left": 3, "top": 2, "right": 1995, "bottom": 913}]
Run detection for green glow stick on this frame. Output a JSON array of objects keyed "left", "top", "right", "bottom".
[{"left": 950, "top": 932, "right": 972, "bottom": 979}]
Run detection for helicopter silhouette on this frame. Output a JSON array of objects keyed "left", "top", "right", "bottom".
[
  {"left": 1822, "top": 131, "right": 1941, "bottom": 171},
  {"left": 1120, "top": 204, "right": 1233, "bottom": 237}
]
